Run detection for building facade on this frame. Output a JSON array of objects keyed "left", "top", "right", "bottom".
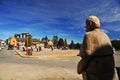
[{"left": 8, "top": 33, "right": 42, "bottom": 47}]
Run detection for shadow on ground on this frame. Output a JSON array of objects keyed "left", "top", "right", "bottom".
[{"left": 116, "top": 67, "right": 120, "bottom": 79}]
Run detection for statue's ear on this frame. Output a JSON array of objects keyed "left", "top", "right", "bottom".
[{"left": 89, "top": 21, "right": 93, "bottom": 26}]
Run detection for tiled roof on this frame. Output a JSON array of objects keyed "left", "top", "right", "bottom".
[
  {"left": 32, "top": 38, "right": 40, "bottom": 42},
  {"left": 0, "top": 39, "right": 3, "bottom": 43},
  {"left": 16, "top": 38, "right": 26, "bottom": 42},
  {"left": 16, "top": 38, "right": 40, "bottom": 42}
]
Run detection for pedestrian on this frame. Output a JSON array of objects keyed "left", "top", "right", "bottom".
[
  {"left": 28, "top": 46, "right": 32, "bottom": 55},
  {"left": 50, "top": 45, "right": 53, "bottom": 51},
  {"left": 39, "top": 44, "right": 42, "bottom": 51},
  {"left": 48, "top": 40, "right": 53, "bottom": 51},
  {"left": 17, "top": 43, "right": 20, "bottom": 50},
  {"left": 77, "top": 16, "right": 118, "bottom": 80},
  {"left": 36, "top": 44, "right": 39, "bottom": 52}
]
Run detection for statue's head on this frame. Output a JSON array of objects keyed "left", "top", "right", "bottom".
[{"left": 86, "top": 16, "right": 100, "bottom": 32}]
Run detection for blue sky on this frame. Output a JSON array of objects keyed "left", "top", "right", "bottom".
[{"left": 0, "top": 0, "right": 120, "bottom": 43}]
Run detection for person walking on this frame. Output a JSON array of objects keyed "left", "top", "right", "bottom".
[
  {"left": 77, "top": 16, "right": 118, "bottom": 80},
  {"left": 36, "top": 44, "right": 39, "bottom": 52},
  {"left": 39, "top": 44, "right": 42, "bottom": 51}
]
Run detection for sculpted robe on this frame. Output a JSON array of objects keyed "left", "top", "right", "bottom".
[{"left": 79, "top": 29, "right": 118, "bottom": 80}]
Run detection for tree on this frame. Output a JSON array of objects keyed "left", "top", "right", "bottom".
[
  {"left": 45, "top": 36, "right": 48, "bottom": 43},
  {"left": 58, "top": 38, "right": 64, "bottom": 48},
  {"left": 74, "top": 43, "right": 81, "bottom": 49},
  {"left": 25, "top": 36, "right": 32, "bottom": 47},
  {"left": 41, "top": 37, "right": 45, "bottom": 42},
  {"left": 69, "top": 41, "right": 81, "bottom": 49},
  {"left": 44, "top": 36, "right": 48, "bottom": 48},
  {"left": 53, "top": 35, "right": 58, "bottom": 48},
  {"left": 69, "top": 40, "right": 75, "bottom": 49},
  {"left": 28, "top": 36, "right": 32, "bottom": 46},
  {"left": 41, "top": 36, "right": 49, "bottom": 48},
  {"left": 64, "top": 38, "right": 68, "bottom": 47},
  {"left": 111, "top": 40, "right": 120, "bottom": 50}
]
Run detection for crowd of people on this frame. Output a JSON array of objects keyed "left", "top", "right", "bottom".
[{"left": 19, "top": 44, "right": 54, "bottom": 53}]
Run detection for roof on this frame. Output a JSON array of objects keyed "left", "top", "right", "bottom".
[
  {"left": 16, "top": 38, "right": 26, "bottom": 42},
  {"left": 0, "top": 39, "right": 3, "bottom": 43},
  {"left": 32, "top": 38, "right": 40, "bottom": 42},
  {"left": 16, "top": 38, "right": 40, "bottom": 42},
  {"left": 14, "top": 33, "right": 32, "bottom": 37}
]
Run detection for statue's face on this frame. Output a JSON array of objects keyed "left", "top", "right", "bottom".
[
  {"left": 85, "top": 20, "right": 92, "bottom": 32},
  {"left": 85, "top": 20, "right": 96, "bottom": 32},
  {"left": 85, "top": 22, "right": 90, "bottom": 32}
]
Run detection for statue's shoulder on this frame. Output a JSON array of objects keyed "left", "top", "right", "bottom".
[{"left": 85, "top": 31, "right": 93, "bottom": 36}]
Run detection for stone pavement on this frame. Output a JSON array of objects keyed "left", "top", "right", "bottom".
[
  {"left": 13, "top": 48, "right": 120, "bottom": 80},
  {"left": 14, "top": 47, "right": 79, "bottom": 59},
  {"left": 0, "top": 47, "right": 83, "bottom": 80}
]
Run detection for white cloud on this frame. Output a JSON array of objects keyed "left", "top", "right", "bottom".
[
  {"left": 114, "top": 27, "right": 120, "bottom": 32},
  {"left": 0, "top": 30, "right": 17, "bottom": 40},
  {"left": 105, "top": 25, "right": 120, "bottom": 32},
  {"left": 99, "top": 6, "right": 120, "bottom": 22},
  {"left": 80, "top": 1, "right": 110, "bottom": 16},
  {"left": 59, "top": 33, "right": 70, "bottom": 37},
  {"left": 101, "top": 13, "right": 120, "bottom": 23},
  {"left": 80, "top": 1, "right": 120, "bottom": 23},
  {"left": 19, "top": 27, "right": 35, "bottom": 32},
  {"left": 101, "top": 29, "right": 109, "bottom": 33},
  {"left": 0, "top": 31, "right": 15, "bottom": 36}
]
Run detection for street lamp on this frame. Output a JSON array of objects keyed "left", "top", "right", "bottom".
[{"left": 26, "top": 35, "right": 28, "bottom": 55}]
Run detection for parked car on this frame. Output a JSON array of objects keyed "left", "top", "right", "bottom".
[{"left": 8, "top": 45, "right": 14, "bottom": 50}]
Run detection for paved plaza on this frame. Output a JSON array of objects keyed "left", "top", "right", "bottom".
[
  {"left": 15, "top": 47, "right": 79, "bottom": 58},
  {"left": 0, "top": 47, "right": 120, "bottom": 80}
]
